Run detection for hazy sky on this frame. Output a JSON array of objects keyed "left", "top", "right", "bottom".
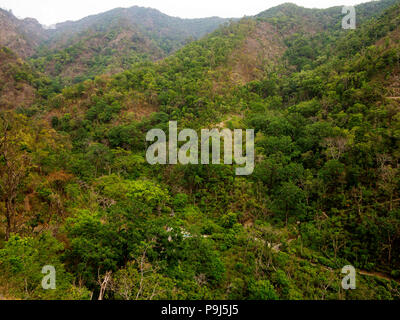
[{"left": 0, "top": 0, "right": 369, "bottom": 26}]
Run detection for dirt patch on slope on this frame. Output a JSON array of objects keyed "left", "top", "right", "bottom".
[{"left": 228, "top": 21, "right": 286, "bottom": 85}]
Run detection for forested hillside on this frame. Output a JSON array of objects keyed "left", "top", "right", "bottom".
[
  {"left": 30, "top": 7, "right": 232, "bottom": 84},
  {"left": 0, "top": 6, "right": 230, "bottom": 86},
  {"left": 0, "top": 0, "right": 400, "bottom": 300}
]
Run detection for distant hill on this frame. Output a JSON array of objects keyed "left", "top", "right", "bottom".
[
  {"left": 51, "top": 6, "right": 231, "bottom": 49},
  {"left": 0, "top": 6, "right": 231, "bottom": 84},
  {"left": 0, "top": 8, "right": 48, "bottom": 58}
]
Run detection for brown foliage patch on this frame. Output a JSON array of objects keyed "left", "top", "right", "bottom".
[{"left": 228, "top": 22, "right": 286, "bottom": 85}]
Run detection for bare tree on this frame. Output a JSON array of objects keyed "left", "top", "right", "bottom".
[
  {"left": 323, "top": 137, "right": 348, "bottom": 160},
  {"left": 110, "top": 246, "right": 166, "bottom": 300},
  {"left": 378, "top": 164, "right": 398, "bottom": 211},
  {"left": 98, "top": 270, "right": 112, "bottom": 301}
]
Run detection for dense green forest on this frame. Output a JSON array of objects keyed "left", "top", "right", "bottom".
[{"left": 0, "top": 0, "right": 400, "bottom": 300}]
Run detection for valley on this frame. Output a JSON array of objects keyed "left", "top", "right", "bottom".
[{"left": 0, "top": 0, "right": 399, "bottom": 300}]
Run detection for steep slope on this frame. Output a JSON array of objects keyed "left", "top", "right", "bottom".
[
  {"left": 0, "top": 47, "right": 36, "bottom": 109},
  {"left": 0, "top": 8, "right": 47, "bottom": 58},
  {"left": 374, "top": 14, "right": 400, "bottom": 100}
]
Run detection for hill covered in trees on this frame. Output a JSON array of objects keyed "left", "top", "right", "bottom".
[
  {"left": 0, "top": 0, "right": 400, "bottom": 300},
  {"left": 0, "top": 6, "right": 231, "bottom": 85}
]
